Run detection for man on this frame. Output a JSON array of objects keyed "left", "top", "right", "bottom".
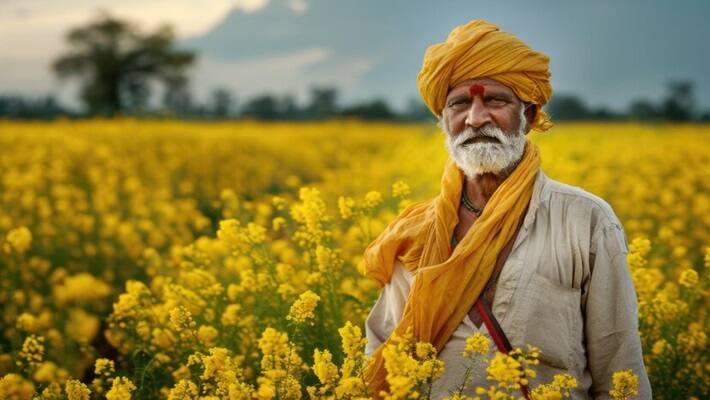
[{"left": 362, "top": 20, "right": 651, "bottom": 399}]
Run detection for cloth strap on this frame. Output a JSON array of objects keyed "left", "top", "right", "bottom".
[{"left": 475, "top": 297, "right": 531, "bottom": 399}]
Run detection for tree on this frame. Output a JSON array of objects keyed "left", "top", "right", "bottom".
[
  {"left": 53, "top": 13, "right": 195, "bottom": 116},
  {"left": 340, "top": 99, "right": 395, "bottom": 120},
  {"left": 546, "top": 94, "right": 590, "bottom": 120},
  {"left": 627, "top": 99, "right": 661, "bottom": 121},
  {"left": 305, "top": 86, "right": 338, "bottom": 119},
  {"left": 209, "top": 87, "right": 235, "bottom": 118},
  {"left": 661, "top": 80, "right": 695, "bottom": 121}
]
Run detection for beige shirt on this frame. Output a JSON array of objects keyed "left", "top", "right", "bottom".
[{"left": 364, "top": 170, "right": 651, "bottom": 399}]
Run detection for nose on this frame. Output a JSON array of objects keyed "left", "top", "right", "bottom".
[{"left": 464, "top": 97, "right": 493, "bottom": 129}]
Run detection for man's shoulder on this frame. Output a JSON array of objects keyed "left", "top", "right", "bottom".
[{"left": 540, "top": 173, "right": 622, "bottom": 229}]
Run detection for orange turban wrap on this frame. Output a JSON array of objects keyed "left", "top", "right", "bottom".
[{"left": 417, "top": 19, "right": 553, "bottom": 131}]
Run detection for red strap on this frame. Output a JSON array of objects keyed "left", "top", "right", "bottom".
[
  {"left": 475, "top": 300, "right": 509, "bottom": 353},
  {"left": 474, "top": 298, "right": 531, "bottom": 400}
]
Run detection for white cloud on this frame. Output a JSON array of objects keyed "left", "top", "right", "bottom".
[
  {"left": 0, "top": 0, "right": 246, "bottom": 95},
  {"left": 289, "top": 0, "right": 308, "bottom": 15},
  {"left": 191, "top": 48, "right": 374, "bottom": 104}
]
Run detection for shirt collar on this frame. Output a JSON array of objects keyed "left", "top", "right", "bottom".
[{"left": 521, "top": 169, "right": 548, "bottom": 232}]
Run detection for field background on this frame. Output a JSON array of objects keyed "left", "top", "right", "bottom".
[{"left": 0, "top": 120, "right": 707, "bottom": 399}]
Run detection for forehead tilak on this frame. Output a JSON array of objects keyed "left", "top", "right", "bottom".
[{"left": 468, "top": 84, "right": 485, "bottom": 97}]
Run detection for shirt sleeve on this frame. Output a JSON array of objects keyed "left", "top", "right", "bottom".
[
  {"left": 364, "top": 261, "right": 413, "bottom": 356},
  {"left": 584, "top": 223, "right": 652, "bottom": 399}
]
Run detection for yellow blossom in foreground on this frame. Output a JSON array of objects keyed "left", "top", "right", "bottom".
[
  {"left": 463, "top": 332, "right": 490, "bottom": 357},
  {"left": 286, "top": 290, "right": 320, "bottom": 324},
  {"left": 65, "top": 379, "right": 91, "bottom": 400},
  {"left": 338, "top": 321, "right": 368, "bottom": 359},
  {"left": 609, "top": 370, "right": 639, "bottom": 400},
  {"left": 167, "top": 379, "right": 197, "bottom": 400},
  {"left": 312, "top": 349, "right": 339, "bottom": 386},
  {"left": 106, "top": 377, "right": 136, "bottom": 400},
  {"left": 0, "top": 373, "right": 35, "bottom": 400},
  {"left": 18, "top": 334, "right": 44, "bottom": 369},
  {"left": 94, "top": 358, "right": 116, "bottom": 376}
]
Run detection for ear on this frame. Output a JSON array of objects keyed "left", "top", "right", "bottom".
[{"left": 524, "top": 104, "right": 537, "bottom": 129}]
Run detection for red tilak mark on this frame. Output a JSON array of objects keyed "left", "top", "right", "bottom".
[{"left": 469, "top": 84, "right": 485, "bottom": 97}]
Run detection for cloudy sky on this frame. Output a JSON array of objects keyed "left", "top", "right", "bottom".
[{"left": 1, "top": 0, "right": 708, "bottom": 112}]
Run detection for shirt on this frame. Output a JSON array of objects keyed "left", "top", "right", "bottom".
[{"left": 364, "top": 170, "right": 652, "bottom": 399}]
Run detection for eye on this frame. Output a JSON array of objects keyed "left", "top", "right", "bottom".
[
  {"left": 484, "top": 96, "right": 508, "bottom": 106},
  {"left": 447, "top": 97, "right": 470, "bottom": 108}
]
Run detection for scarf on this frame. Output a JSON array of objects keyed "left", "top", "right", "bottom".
[{"left": 363, "top": 139, "right": 541, "bottom": 397}]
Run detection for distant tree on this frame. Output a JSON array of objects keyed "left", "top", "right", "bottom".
[
  {"left": 546, "top": 94, "right": 591, "bottom": 120},
  {"left": 162, "top": 75, "right": 194, "bottom": 116},
  {"left": 306, "top": 86, "right": 338, "bottom": 119},
  {"left": 661, "top": 80, "right": 695, "bottom": 121},
  {"left": 0, "top": 95, "right": 68, "bottom": 119},
  {"left": 53, "top": 13, "right": 195, "bottom": 116},
  {"left": 403, "top": 97, "right": 435, "bottom": 121},
  {"left": 700, "top": 110, "right": 710, "bottom": 122},
  {"left": 340, "top": 99, "right": 395, "bottom": 120},
  {"left": 627, "top": 99, "right": 661, "bottom": 121},
  {"left": 241, "top": 95, "right": 282, "bottom": 120},
  {"left": 588, "top": 107, "right": 621, "bottom": 121},
  {"left": 209, "top": 87, "right": 235, "bottom": 118}
]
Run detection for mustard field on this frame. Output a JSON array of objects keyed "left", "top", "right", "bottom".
[{"left": 0, "top": 120, "right": 707, "bottom": 399}]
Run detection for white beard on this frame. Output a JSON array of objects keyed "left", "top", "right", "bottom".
[{"left": 443, "top": 107, "right": 527, "bottom": 179}]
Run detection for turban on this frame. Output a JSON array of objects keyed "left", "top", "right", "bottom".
[{"left": 417, "top": 19, "right": 553, "bottom": 131}]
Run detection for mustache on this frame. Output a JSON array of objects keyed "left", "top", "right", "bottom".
[{"left": 452, "top": 124, "right": 509, "bottom": 147}]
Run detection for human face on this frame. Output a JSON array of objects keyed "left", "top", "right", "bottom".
[
  {"left": 441, "top": 78, "right": 526, "bottom": 136},
  {"left": 441, "top": 79, "right": 529, "bottom": 178}
]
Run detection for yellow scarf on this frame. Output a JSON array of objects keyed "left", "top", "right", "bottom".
[{"left": 362, "top": 140, "right": 541, "bottom": 397}]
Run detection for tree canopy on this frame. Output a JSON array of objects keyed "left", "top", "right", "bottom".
[{"left": 53, "top": 14, "right": 195, "bottom": 116}]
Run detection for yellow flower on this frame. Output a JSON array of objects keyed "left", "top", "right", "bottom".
[
  {"left": 338, "top": 321, "right": 367, "bottom": 359},
  {"left": 3, "top": 226, "right": 32, "bottom": 254},
  {"left": 486, "top": 351, "right": 524, "bottom": 391},
  {"left": 286, "top": 290, "right": 320, "bottom": 324},
  {"left": 391, "top": 180, "right": 411, "bottom": 198},
  {"left": 170, "top": 306, "right": 196, "bottom": 332},
  {"left": 652, "top": 339, "right": 669, "bottom": 356},
  {"left": 65, "top": 379, "right": 91, "bottom": 400},
  {"left": 312, "top": 349, "right": 339, "bottom": 386},
  {"left": 463, "top": 332, "right": 490, "bottom": 356},
  {"left": 338, "top": 196, "right": 355, "bottom": 219},
  {"left": 105, "top": 377, "right": 136, "bottom": 400},
  {"left": 94, "top": 358, "right": 116, "bottom": 377},
  {"left": 610, "top": 370, "right": 639, "bottom": 400},
  {"left": 0, "top": 373, "right": 35, "bottom": 400},
  {"left": 167, "top": 379, "right": 197, "bottom": 400},
  {"left": 221, "top": 304, "right": 242, "bottom": 326},
  {"left": 247, "top": 222, "right": 267, "bottom": 244},
  {"left": 198, "top": 325, "right": 219, "bottom": 347},
  {"left": 53, "top": 273, "right": 112, "bottom": 305},
  {"left": 18, "top": 334, "right": 44, "bottom": 369},
  {"left": 363, "top": 191, "right": 383, "bottom": 209},
  {"left": 16, "top": 313, "right": 37, "bottom": 333},
  {"left": 678, "top": 267, "right": 699, "bottom": 288},
  {"left": 272, "top": 217, "right": 286, "bottom": 231}
]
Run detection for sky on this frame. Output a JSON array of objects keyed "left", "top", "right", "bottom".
[{"left": 0, "top": 0, "right": 708, "bottom": 113}]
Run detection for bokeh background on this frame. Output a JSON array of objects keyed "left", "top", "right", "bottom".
[{"left": 0, "top": 1, "right": 708, "bottom": 399}]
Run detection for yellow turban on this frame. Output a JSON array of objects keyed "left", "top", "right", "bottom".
[{"left": 417, "top": 19, "right": 553, "bottom": 131}]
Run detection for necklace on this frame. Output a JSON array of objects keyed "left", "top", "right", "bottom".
[{"left": 461, "top": 190, "right": 483, "bottom": 216}]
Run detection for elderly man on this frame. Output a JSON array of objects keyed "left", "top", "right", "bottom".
[{"left": 362, "top": 20, "right": 651, "bottom": 399}]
